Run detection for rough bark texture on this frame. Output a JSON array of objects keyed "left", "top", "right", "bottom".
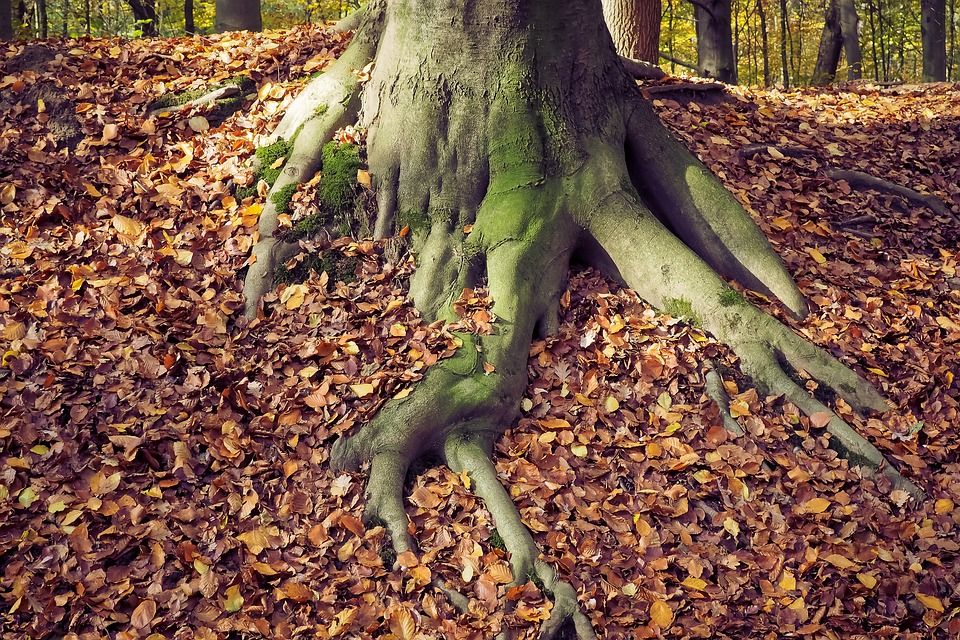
[
  {"left": 184, "top": 0, "right": 194, "bottom": 34},
  {"left": 243, "top": 0, "right": 923, "bottom": 634},
  {"left": 603, "top": 0, "right": 662, "bottom": 63},
  {"left": 126, "top": 0, "right": 157, "bottom": 36},
  {"left": 215, "top": 0, "right": 260, "bottom": 33},
  {"left": 694, "top": 0, "right": 738, "bottom": 82},
  {"left": 0, "top": 0, "right": 13, "bottom": 40},
  {"left": 812, "top": 0, "right": 863, "bottom": 84},
  {"left": 921, "top": 0, "right": 947, "bottom": 81}
]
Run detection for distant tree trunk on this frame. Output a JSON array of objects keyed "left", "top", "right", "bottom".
[
  {"left": 694, "top": 0, "right": 737, "bottom": 82},
  {"left": 83, "top": 0, "right": 89, "bottom": 34},
  {"left": 812, "top": 0, "right": 842, "bottom": 83},
  {"left": 0, "top": 0, "right": 13, "bottom": 39},
  {"left": 950, "top": 0, "right": 956, "bottom": 79},
  {"left": 839, "top": 0, "right": 862, "bottom": 78},
  {"left": 778, "top": 0, "right": 789, "bottom": 85},
  {"left": 921, "top": 0, "right": 947, "bottom": 80},
  {"left": 126, "top": 0, "right": 157, "bottom": 35},
  {"left": 37, "top": 0, "right": 48, "bottom": 37},
  {"left": 184, "top": 0, "right": 193, "bottom": 33},
  {"left": 215, "top": 0, "right": 261, "bottom": 32},
  {"left": 866, "top": 0, "right": 879, "bottom": 80},
  {"left": 60, "top": 0, "right": 67, "bottom": 35},
  {"left": 757, "top": 0, "right": 771, "bottom": 84},
  {"left": 603, "top": 0, "right": 662, "bottom": 62}
]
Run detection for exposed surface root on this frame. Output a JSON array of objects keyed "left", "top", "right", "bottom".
[
  {"left": 704, "top": 360, "right": 745, "bottom": 436},
  {"left": 824, "top": 168, "right": 957, "bottom": 222}
]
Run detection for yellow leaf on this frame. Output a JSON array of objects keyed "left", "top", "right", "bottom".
[
  {"left": 682, "top": 577, "right": 707, "bottom": 591},
  {"left": 0, "top": 183, "right": 15, "bottom": 204},
  {"left": 604, "top": 396, "right": 620, "bottom": 412},
  {"left": 915, "top": 593, "right": 944, "bottom": 613},
  {"left": 823, "top": 553, "right": 857, "bottom": 569},
  {"left": 18, "top": 487, "right": 37, "bottom": 508},
  {"left": 112, "top": 214, "right": 144, "bottom": 238},
  {"left": 224, "top": 585, "right": 244, "bottom": 613},
  {"left": 356, "top": 169, "right": 371, "bottom": 189},
  {"left": 766, "top": 146, "right": 785, "bottom": 159},
  {"left": 723, "top": 517, "right": 740, "bottom": 537},
  {"left": 806, "top": 247, "right": 827, "bottom": 264},
  {"left": 934, "top": 498, "right": 954, "bottom": 515},
  {"left": 621, "top": 582, "right": 638, "bottom": 596},
  {"left": 194, "top": 559, "right": 210, "bottom": 574},
  {"left": 30, "top": 444, "right": 49, "bottom": 455},
  {"left": 650, "top": 600, "right": 674, "bottom": 628},
  {"left": 388, "top": 606, "right": 416, "bottom": 640},
  {"left": 236, "top": 528, "right": 269, "bottom": 554},
  {"left": 350, "top": 383, "right": 374, "bottom": 398},
  {"left": 867, "top": 367, "right": 888, "bottom": 377},
  {"left": 102, "top": 123, "right": 119, "bottom": 141},
  {"left": 779, "top": 570, "right": 797, "bottom": 591},
  {"left": 188, "top": 116, "right": 209, "bottom": 132},
  {"left": 856, "top": 573, "right": 877, "bottom": 588},
  {"left": 802, "top": 497, "right": 831, "bottom": 514},
  {"left": 571, "top": 444, "right": 588, "bottom": 458}
]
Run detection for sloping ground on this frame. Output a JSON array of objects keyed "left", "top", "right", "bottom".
[{"left": 1, "top": 27, "right": 958, "bottom": 640}]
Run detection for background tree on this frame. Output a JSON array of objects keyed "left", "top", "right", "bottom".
[
  {"left": 215, "top": 0, "right": 260, "bottom": 31},
  {"left": 126, "top": 0, "right": 157, "bottom": 35},
  {"left": 921, "top": 0, "right": 947, "bottom": 79},
  {"left": 811, "top": 0, "right": 862, "bottom": 83},
  {"left": 242, "top": 1, "right": 920, "bottom": 632},
  {"left": 603, "top": 0, "right": 663, "bottom": 62},
  {"left": 0, "top": 0, "right": 13, "bottom": 39},
  {"left": 693, "top": 0, "right": 739, "bottom": 80}
]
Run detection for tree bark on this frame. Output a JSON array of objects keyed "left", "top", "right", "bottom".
[
  {"left": 126, "top": 0, "right": 157, "bottom": 35},
  {"left": 37, "top": 0, "right": 48, "bottom": 38},
  {"left": 839, "top": 0, "right": 862, "bottom": 79},
  {"left": 0, "top": 0, "right": 13, "bottom": 40},
  {"left": 184, "top": 0, "right": 194, "bottom": 33},
  {"left": 603, "top": 0, "right": 662, "bottom": 63},
  {"left": 757, "top": 0, "right": 771, "bottom": 85},
  {"left": 812, "top": 0, "right": 843, "bottom": 84},
  {"left": 778, "top": 0, "right": 790, "bottom": 86},
  {"left": 60, "top": 0, "right": 67, "bottom": 35},
  {"left": 215, "top": 0, "right": 261, "bottom": 32},
  {"left": 921, "top": 0, "right": 947, "bottom": 80},
  {"left": 694, "top": 0, "right": 738, "bottom": 82}
]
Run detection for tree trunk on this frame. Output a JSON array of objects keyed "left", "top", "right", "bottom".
[
  {"left": 694, "top": 0, "right": 738, "bottom": 82},
  {"left": 184, "top": 0, "right": 193, "bottom": 33},
  {"left": 757, "top": 0, "right": 771, "bottom": 85},
  {"left": 602, "top": 0, "right": 662, "bottom": 63},
  {"left": 126, "top": 0, "right": 157, "bottom": 35},
  {"left": 812, "top": 0, "right": 843, "bottom": 84},
  {"left": 0, "top": 0, "right": 13, "bottom": 40},
  {"left": 215, "top": 0, "right": 261, "bottom": 32},
  {"left": 838, "top": 0, "right": 862, "bottom": 79},
  {"left": 921, "top": 0, "right": 947, "bottom": 80},
  {"left": 778, "top": 0, "right": 789, "bottom": 86},
  {"left": 60, "top": 0, "right": 67, "bottom": 35},
  {"left": 241, "top": 2, "right": 923, "bottom": 633},
  {"left": 37, "top": 0, "right": 48, "bottom": 38}
]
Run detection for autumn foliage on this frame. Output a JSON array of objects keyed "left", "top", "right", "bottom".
[{"left": 1, "top": 28, "right": 959, "bottom": 639}]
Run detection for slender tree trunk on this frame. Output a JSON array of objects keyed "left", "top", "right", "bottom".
[
  {"left": 184, "top": 0, "right": 193, "bottom": 33},
  {"left": 126, "top": 0, "right": 157, "bottom": 35},
  {"left": 779, "top": 0, "right": 790, "bottom": 85},
  {"left": 867, "top": 0, "right": 879, "bottom": 80},
  {"left": 838, "top": 0, "right": 862, "bottom": 78},
  {"left": 215, "top": 0, "right": 261, "bottom": 32},
  {"left": 694, "top": 0, "right": 738, "bottom": 81},
  {"left": 603, "top": 0, "right": 662, "bottom": 62},
  {"left": 60, "top": 0, "right": 67, "bottom": 35},
  {"left": 950, "top": 0, "right": 956, "bottom": 79},
  {"left": 83, "top": 0, "right": 88, "bottom": 34},
  {"left": 0, "top": 0, "right": 13, "bottom": 39},
  {"left": 37, "top": 0, "right": 48, "bottom": 38},
  {"left": 757, "top": 0, "right": 771, "bottom": 84},
  {"left": 921, "top": 0, "right": 947, "bottom": 80}
]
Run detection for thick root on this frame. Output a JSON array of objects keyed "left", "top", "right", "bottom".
[
  {"left": 586, "top": 189, "right": 923, "bottom": 500},
  {"left": 445, "top": 436, "right": 597, "bottom": 640}
]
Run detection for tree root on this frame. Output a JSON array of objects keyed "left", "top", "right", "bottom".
[
  {"left": 640, "top": 81, "right": 727, "bottom": 96},
  {"left": 824, "top": 168, "right": 957, "bottom": 222},
  {"left": 704, "top": 360, "right": 745, "bottom": 436},
  {"left": 620, "top": 56, "right": 667, "bottom": 80},
  {"left": 147, "top": 84, "right": 244, "bottom": 118},
  {"left": 445, "top": 436, "right": 596, "bottom": 640}
]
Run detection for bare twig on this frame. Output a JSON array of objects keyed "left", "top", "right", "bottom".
[
  {"left": 620, "top": 55, "right": 667, "bottom": 80},
  {"left": 738, "top": 143, "right": 815, "bottom": 159},
  {"left": 825, "top": 168, "right": 957, "bottom": 222},
  {"left": 659, "top": 50, "right": 698, "bottom": 70},
  {"left": 641, "top": 81, "right": 725, "bottom": 96},
  {"left": 147, "top": 85, "right": 242, "bottom": 117}
]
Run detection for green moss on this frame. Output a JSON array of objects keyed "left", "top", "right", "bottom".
[
  {"left": 488, "top": 528, "right": 506, "bottom": 551},
  {"left": 255, "top": 139, "right": 293, "bottom": 171},
  {"left": 379, "top": 544, "right": 397, "bottom": 568},
  {"left": 236, "top": 138, "right": 293, "bottom": 200},
  {"left": 270, "top": 183, "right": 299, "bottom": 214},
  {"left": 293, "top": 212, "right": 328, "bottom": 236},
  {"left": 318, "top": 141, "right": 361, "bottom": 212},
  {"left": 150, "top": 75, "right": 253, "bottom": 111},
  {"left": 718, "top": 288, "right": 746, "bottom": 307},
  {"left": 530, "top": 572, "right": 545, "bottom": 591},
  {"left": 663, "top": 298, "right": 702, "bottom": 327},
  {"left": 397, "top": 209, "right": 430, "bottom": 235},
  {"left": 314, "top": 103, "right": 328, "bottom": 117},
  {"left": 273, "top": 251, "right": 359, "bottom": 286}
]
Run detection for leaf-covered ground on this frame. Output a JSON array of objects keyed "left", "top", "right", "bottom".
[{"left": 1, "top": 28, "right": 959, "bottom": 640}]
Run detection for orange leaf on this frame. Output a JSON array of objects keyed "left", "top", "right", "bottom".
[{"left": 131, "top": 599, "right": 157, "bottom": 628}]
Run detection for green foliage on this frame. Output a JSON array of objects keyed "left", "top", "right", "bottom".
[
  {"left": 256, "top": 138, "right": 294, "bottom": 171},
  {"left": 236, "top": 138, "right": 292, "bottom": 201},
  {"left": 663, "top": 297, "right": 702, "bottom": 327},
  {"left": 270, "top": 183, "right": 299, "bottom": 214},
  {"left": 318, "top": 142, "right": 361, "bottom": 212},
  {"left": 718, "top": 288, "right": 746, "bottom": 307},
  {"left": 488, "top": 528, "right": 506, "bottom": 551},
  {"left": 273, "top": 251, "right": 359, "bottom": 286}
]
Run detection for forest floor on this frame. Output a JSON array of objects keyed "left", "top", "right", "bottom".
[{"left": 1, "top": 26, "right": 958, "bottom": 640}]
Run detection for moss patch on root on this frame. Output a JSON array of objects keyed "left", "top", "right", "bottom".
[
  {"left": 318, "top": 141, "right": 361, "bottom": 213},
  {"left": 273, "top": 251, "right": 360, "bottom": 286},
  {"left": 663, "top": 297, "right": 702, "bottom": 327},
  {"left": 270, "top": 183, "right": 299, "bottom": 214},
  {"left": 718, "top": 287, "right": 746, "bottom": 307},
  {"left": 150, "top": 75, "right": 254, "bottom": 123},
  {"left": 236, "top": 138, "right": 293, "bottom": 200},
  {"left": 488, "top": 528, "right": 506, "bottom": 551}
]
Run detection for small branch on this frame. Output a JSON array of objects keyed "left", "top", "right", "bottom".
[
  {"left": 684, "top": 0, "right": 717, "bottom": 18},
  {"left": 835, "top": 214, "right": 876, "bottom": 226},
  {"left": 148, "top": 85, "right": 242, "bottom": 117},
  {"left": 824, "top": 168, "right": 957, "bottom": 222},
  {"left": 620, "top": 55, "right": 666, "bottom": 80},
  {"left": 641, "top": 81, "right": 725, "bottom": 96},
  {"left": 659, "top": 51, "right": 698, "bottom": 70},
  {"left": 704, "top": 360, "right": 745, "bottom": 436},
  {"left": 330, "top": 6, "right": 365, "bottom": 33}
]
